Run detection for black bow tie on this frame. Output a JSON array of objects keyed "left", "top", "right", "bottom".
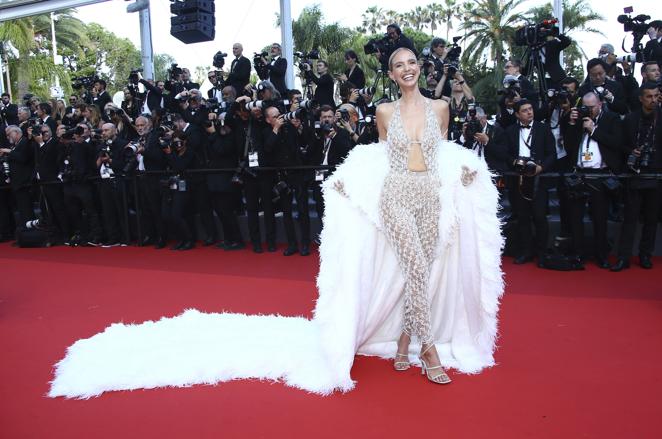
[{"left": 519, "top": 124, "right": 531, "bottom": 129}]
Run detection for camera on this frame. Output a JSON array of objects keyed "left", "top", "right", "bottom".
[
  {"left": 128, "top": 69, "right": 142, "bottom": 85},
  {"left": 213, "top": 51, "right": 227, "bottom": 69},
  {"left": 122, "top": 142, "right": 139, "bottom": 175},
  {"left": 577, "top": 105, "right": 592, "bottom": 119},
  {"left": 360, "top": 115, "right": 376, "bottom": 126},
  {"left": 513, "top": 157, "right": 538, "bottom": 176},
  {"left": 547, "top": 88, "right": 570, "bottom": 105},
  {"left": 168, "top": 63, "right": 183, "bottom": 81},
  {"left": 244, "top": 99, "right": 290, "bottom": 111},
  {"left": 231, "top": 161, "right": 258, "bottom": 186},
  {"left": 338, "top": 108, "right": 350, "bottom": 122},
  {"left": 0, "top": 156, "right": 10, "bottom": 184},
  {"left": 498, "top": 77, "right": 522, "bottom": 99},
  {"left": 357, "top": 86, "right": 376, "bottom": 96},
  {"left": 464, "top": 104, "right": 481, "bottom": 144},
  {"left": 315, "top": 121, "right": 335, "bottom": 136},
  {"left": 272, "top": 172, "right": 291, "bottom": 202},
  {"left": 363, "top": 35, "right": 390, "bottom": 56},
  {"left": 445, "top": 36, "right": 462, "bottom": 62},
  {"left": 294, "top": 50, "right": 320, "bottom": 71},
  {"left": 515, "top": 19, "right": 559, "bottom": 47},
  {"left": 61, "top": 125, "right": 84, "bottom": 140},
  {"left": 72, "top": 75, "right": 98, "bottom": 90},
  {"left": 283, "top": 109, "right": 304, "bottom": 121},
  {"left": 592, "top": 86, "right": 610, "bottom": 101},
  {"left": 627, "top": 142, "right": 655, "bottom": 173}
]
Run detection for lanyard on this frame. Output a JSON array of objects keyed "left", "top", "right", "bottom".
[{"left": 519, "top": 127, "right": 533, "bottom": 150}]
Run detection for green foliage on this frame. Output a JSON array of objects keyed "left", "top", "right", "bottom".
[{"left": 154, "top": 53, "right": 177, "bottom": 82}]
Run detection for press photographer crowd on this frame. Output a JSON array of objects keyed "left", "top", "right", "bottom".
[{"left": 1, "top": 15, "right": 661, "bottom": 271}]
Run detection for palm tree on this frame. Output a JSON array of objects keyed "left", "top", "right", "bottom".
[
  {"left": 407, "top": 6, "right": 430, "bottom": 32},
  {"left": 360, "top": 6, "right": 385, "bottom": 34},
  {"left": 440, "top": 0, "right": 463, "bottom": 41},
  {"left": 426, "top": 3, "right": 446, "bottom": 36},
  {"left": 460, "top": 0, "right": 527, "bottom": 88},
  {"left": 0, "top": 10, "right": 90, "bottom": 98}
]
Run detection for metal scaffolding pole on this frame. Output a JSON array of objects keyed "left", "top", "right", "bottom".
[
  {"left": 280, "top": 0, "right": 294, "bottom": 90},
  {"left": 127, "top": 0, "right": 154, "bottom": 80}
]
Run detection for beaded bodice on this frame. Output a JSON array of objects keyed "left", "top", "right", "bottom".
[{"left": 386, "top": 98, "right": 442, "bottom": 174}]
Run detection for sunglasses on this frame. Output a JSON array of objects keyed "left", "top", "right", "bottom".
[{"left": 40, "top": 131, "right": 49, "bottom": 134}]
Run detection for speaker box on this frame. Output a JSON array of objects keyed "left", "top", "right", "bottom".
[
  {"left": 170, "top": 0, "right": 214, "bottom": 15},
  {"left": 171, "top": 16, "right": 215, "bottom": 43}
]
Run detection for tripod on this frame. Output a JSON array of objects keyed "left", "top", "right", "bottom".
[
  {"left": 371, "top": 67, "right": 395, "bottom": 101},
  {"left": 521, "top": 43, "right": 549, "bottom": 103}
]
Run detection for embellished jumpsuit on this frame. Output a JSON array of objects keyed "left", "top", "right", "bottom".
[{"left": 379, "top": 99, "right": 442, "bottom": 345}]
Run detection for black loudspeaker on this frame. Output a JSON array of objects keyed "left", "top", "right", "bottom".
[{"left": 170, "top": 0, "right": 215, "bottom": 44}]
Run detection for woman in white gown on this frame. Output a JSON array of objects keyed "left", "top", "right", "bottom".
[{"left": 48, "top": 50, "right": 504, "bottom": 399}]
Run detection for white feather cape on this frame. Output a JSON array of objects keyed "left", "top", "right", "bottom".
[{"left": 49, "top": 140, "right": 504, "bottom": 398}]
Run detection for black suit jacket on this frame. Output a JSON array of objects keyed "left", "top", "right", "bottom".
[
  {"left": 1, "top": 103, "right": 19, "bottom": 126},
  {"left": 621, "top": 109, "right": 662, "bottom": 170},
  {"left": 578, "top": 79, "right": 628, "bottom": 115},
  {"left": 482, "top": 123, "right": 508, "bottom": 172},
  {"left": 34, "top": 138, "right": 62, "bottom": 181},
  {"left": 562, "top": 109, "right": 623, "bottom": 172},
  {"left": 643, "top": 38, "right": 662, "bottom": 66},
  {"left": 7, "top": 137, "right": 35, "bottom": 189},
  {"left": 141, "top": 131, "right": 168, "bottom": 172},
  {"left": 138, "top": 79, "right": 166, "bottom": 112},
  {"left": 307, "top": 129, "right": 352, "bottom": 173},
  {"left": 227, "top": 56, "right": 251, "bottom": 95},
  {"left": 92, "top": 91, "right": 112, "bottom": 113},
  {"left": 41, "top": 116, "right": 57, "bottom": 135},
  {"left": 496, "top": 121, "right": 557, "bottom": 172},
  {"left": 345, "top": 66, "right": 366, "bottom": 89},
  {"left": 542, "top": 35, "right": 572, "bottom": 85},
  {"left": 183, "top": 123, "right": 209, "bottom": 169},
  {"left": 267, "top": 57, "right": 288, "bottom": 95},
  {"left": 307, "top": 72, "right": 335, "bottom": 108},
  {"left": 206, "top": 129, "right": 241, "bottom": 192}
]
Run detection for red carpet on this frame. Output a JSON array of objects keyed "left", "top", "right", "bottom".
[{"left": 1, "top": 243, "right": 661, "bottom": 438}]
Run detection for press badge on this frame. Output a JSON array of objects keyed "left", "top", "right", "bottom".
[
  {"left": 315, "top": 170, "right": 326, "bottom": 182},
  {"left": 178, "top": 179, "right": 187, "bottom": 192},
  {"left": 248, "top": 152, "right": 259, "bottom": 167},
  {"left": 582, "top": 150, "right": 593, "bottom": 162}
]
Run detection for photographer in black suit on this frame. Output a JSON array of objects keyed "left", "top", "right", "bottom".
[
  {"left": 303, "top": 59, "right": 335, "bottom": 108},
  {"left": 205, "top": 108, "right": 244, "bottom": 251},
  {"left": 578, "top": 58, "right": 629, "bottom": 115},
  {"left": 337, "top": 50, "right": 365, "bottom": 89},
  {"left": 33, "top": 124, "right": 71, "bottom": 241},
  {"left": 1, "top": 125, "right": 35, "bottom": 227},
  {"left": 563, "top": 92, "right": 622, "bottom": 268},
  {"left": 1, "top": 93, "right": 19, "bottom": 126},
  {"left": 540, "top": 33, "right": 572, "bottom": 87},
  {"left": 227, "top": 43, "right": 251, "bottom": 96},
  {"left": 643, "top": 20, "right": 662, "bottom": 67},
  {"left": 91, "top": 79, "right": 112, "bottom": 114},
  {"left": 137, "top": 78, "right": 167, "bottom": 114},
  {"left": 95, "top": 123, "right": 132, "bottom": 246},
  {"left": 260, "top": 43, "right": 288, "bottom": 96},
  {"left": 493, "top": 99, "right": 556, "bottom": 265},
  {"left": 308, "top": 105, "right": 353, "bottom": 231},
  {"left": 612, "top": 82, "right": 662, "bottom": 271}
]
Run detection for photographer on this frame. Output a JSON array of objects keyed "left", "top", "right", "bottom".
[
  {"left": 443, "top": 73, "right": 475, "bottom": 141},
  {"left": 385, "top": 24, "right": 416, "bottom": 60},
  {"left": 95, "top": 123, "right": 132, "bottom": 246},
  {"left": 60, "top": 122, "right": 104, "bottom": 246},
  {"left": 137, "top": 78, "right": 167, "bottom": 114},
  {"left": 0, "top": 125, "right": 35, "bottom": 227},
  {"left": 91, "top": 79, "right": 112, "bottom": 114},
  {"left": 612, "top": 82, "right": 662, "bottom": 271},
  {"left": 640, "top": 61, "right": 661, "bottom": 88},
  {"left": 227, "top": 43, "right": 251, "bottom": 96},
  {"left": 232, "top": 99, "right": 277, "bottom": 252},
  {"left": 462, "top": 106, "right": 507, "bottom": 172},
  {"left": 264, "top": 105, "right": 309, "bottom": 256},
  {"left": 643, "top": 20, "right": 662, "bottom": 66},
  {"left": 540, "top": 30, "right": 572, "bottom": 88},
  {"left": 16, "top": 107, "right": 31, "bottom": 134},
  {"left": 563, "top": 92, "right": 622, "bottom": 268},
  {"left": 599, "top": 44, "right": 640, "bottom": 112},
  {"left": 504, "top": 59, "right": 538, "bottom": 104},
  {"left": 171, "top": 112, "right": 217, "bottom": 246},
  {"left": 335, "top": 103, "right": 364, "bottom": 146},
  {"left": 337, "top": 50, "right": 365, "bottom": 89},
  {"left": 135, "top": 115, "right": 168, "bottom": 248},
  {"left": 260, "top": 43, "right": 288, "bottom": 96},
  {"left": 120, "top": 87, "right": 143, "bottom": 123},
  {"left": 308, "top": 105, "right": 353, "bottom": 228},
  {"left": 578, "top": 58, "right": 628, "bottom": 115},
  {"left": 174, "top": 90, "right": 209, "bottom": 129},
  {"left": 492, "top": 99, "right": 556, "bottom": 265},
  {"left": 105, "top": 104, "right": 138, "bottom": 141},
  {"left": 420, "top": 62, "right": 446, "bottom": 100},
  {"left": 205, "top": 107, "right": 244, "bottom": 251},
  {"left": 32, "top": 124, "right": 71, "bottom": 242},
  {"left": 207, "top": 70, "right": 225, "bottom": 101},
  {"left": 36, "top": 102, "right": 57, "bottom": 135},
  {"left": 162, "top": 131, "right": 198, "bottom": 251},
  {"left": 1, "top": 93, "right": 19, "bottom": 126},
  {"left": 303, "top": 59, "right": 335, "bottom": 108}
]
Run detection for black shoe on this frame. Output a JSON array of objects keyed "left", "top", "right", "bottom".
[
  {"left": 203, "top": 238, "right": 216, "bottom": 247},
  {"left": 283, "top": 246, "right": 298, "bottom": 256},
  {"left": 267, "top": 242, "right": 277, "bottom": 252},
  {"left": 596, "top": 257, "right": 611, "bottom": 269},
  {"left": 140, "top": 236, "right": 153, "bottom": 246},
  {"left": 170, "top": 241, "right": 185, "bottom": 251},
  {"left": 154, "top": 240, "right": 167, "bottom": 249},
  {"left": 300, "top": 245, "right": 310, "bottom": 256},
  {"left": 252, "top": 243, "right": 263, "bottom": 254},
  {"left": 179, "top": 241, "right": 195, "bottom": 251},
  {"left": 610, "top": 258, "right": 630, "bottom": 272},
  {"left": 86, "top": 237, "right": 103, "bottom": 247},
  {"left": 639, "top": 254, "right": 653, "bottom": 269},
  {"left": 101, "top": 241, "right": 121, "bottom": 248},
  {"left": 514, "top": 255, "right": 533, "bottom": 265},
  {"left": 224, "top": 242, "right": 246, "bottom": 251}
]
